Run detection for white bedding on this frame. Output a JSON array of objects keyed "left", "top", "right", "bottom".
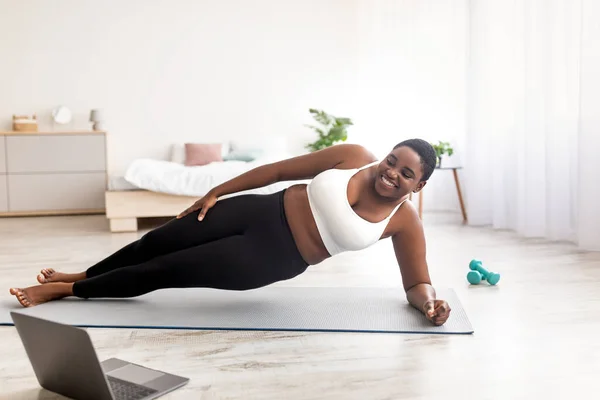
[
  {"left": 123, "top": 155, "right": 303, "bottom": 198},
  {"left": 108, "top": 175, "right": 140, "bottom": 191}
]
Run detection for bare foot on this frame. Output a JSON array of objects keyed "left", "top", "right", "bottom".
[
  {"left": 37, "top": 268, "right": 85, "bottom": 284},
  {"left": 9, "top": 283, "right": 73, "bottom": 307}
]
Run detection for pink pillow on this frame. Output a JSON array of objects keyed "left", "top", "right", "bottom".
[{"left": 184, "top": 143, "right": 223, "bottom": 166}]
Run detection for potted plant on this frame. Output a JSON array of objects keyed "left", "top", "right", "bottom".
[
  {"left": 305, "top": 109, "right": 353, "bottom": 152},
  {"left": 431, "top": 141, "right": 454, "bottom": 168}
]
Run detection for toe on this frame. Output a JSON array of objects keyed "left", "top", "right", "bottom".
[
  {"left": 20, "top": 293, "right": 31, "bottom": 306},
  {"left": 15, "top": 292, "right": 29, "bottom": 307},
  {"left": 9, "top": 287, "right": 19, "bottom": 295},
  {"left": 39, "top": 268, "right": 57, "bottom": 283}
]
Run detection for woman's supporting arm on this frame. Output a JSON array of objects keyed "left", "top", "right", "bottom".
[{"left": 392, "top": 206, "right": 451, "bottom": 325}]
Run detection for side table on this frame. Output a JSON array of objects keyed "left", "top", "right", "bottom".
[{"left": 409, "top": 166, "right": 467, "bottom": 223}]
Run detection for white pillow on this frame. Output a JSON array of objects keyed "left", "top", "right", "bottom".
[{"left": 170, "top": 142, "right": 230, "bottom": 164}]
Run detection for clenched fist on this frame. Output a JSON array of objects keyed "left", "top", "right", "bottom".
[{"left": 423, "top": 299, "right": 451, "bottom": 326}]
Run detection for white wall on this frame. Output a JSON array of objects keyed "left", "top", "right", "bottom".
[
  {"left": 353, "top": 0, "right": 469, "bottom": 212},
  {"left": 0, "top": 0, "right": 466, "bottom": 212},
  {"left": 0, "top": 0, "right": 359, "bottom": 175}
]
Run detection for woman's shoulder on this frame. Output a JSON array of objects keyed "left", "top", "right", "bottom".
[
  {"left": 387, "top": 197, "right": 421, "bottom": 236},
  {"left": 331, "top": 144, "right": 378, "bottom": 169}
]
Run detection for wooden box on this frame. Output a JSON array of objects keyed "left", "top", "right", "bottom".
[{"left": 12, "top": 114, "right": 38, "bottom": 132}]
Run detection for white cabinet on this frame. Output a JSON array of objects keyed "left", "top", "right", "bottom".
[
  {"left": 0, "top": 175, "right": 7, "bottom": 212},
  {"left": 0, "top": 131, "right": 107, "bottom": 216}
]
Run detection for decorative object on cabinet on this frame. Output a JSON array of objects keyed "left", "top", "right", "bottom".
[
  {"left": 51, "top": 106, "right": 73, "bottom": 125},
  {"left": 12, "top": 115, "right": 38, "bottom": 132},
  {"left": 89, "top": 109, "right": 105, "bottom": 131}
]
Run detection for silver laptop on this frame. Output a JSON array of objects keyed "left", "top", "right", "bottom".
[{"left": 11, "top": 312, "right": 189, "bottom": 400}]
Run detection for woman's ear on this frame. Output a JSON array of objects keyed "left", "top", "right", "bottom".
[{"left": 413, "top": 181, "right": 427, "bottom": 193}]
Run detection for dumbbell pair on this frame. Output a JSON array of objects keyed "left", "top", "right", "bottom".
[{"left": 467, "top": 259, "right": 500, "bottom": 285}]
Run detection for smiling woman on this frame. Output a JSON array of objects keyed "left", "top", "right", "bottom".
[
  {"left": 379, "top": 140, "right": 436, "bottom": 196},
  {"left": 10, "top": 139, "right": 450, "bottom": 326}
]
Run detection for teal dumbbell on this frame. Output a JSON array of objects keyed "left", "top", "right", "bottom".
[{"left": 467, "top": 259, "right": 500, "bottom": 285}]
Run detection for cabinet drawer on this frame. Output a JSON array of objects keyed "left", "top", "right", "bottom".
[
  {"left": 0, "top": 137, "right": 5, "bottom": 173},
  {"left": 8, "top": 173, "right": 106, "bottom": 212},
  {"left": 6, "top": 135, "right": 106, "bottom": 173},
  {"left": 0, "top": 175, "right": 7, "bottom": 212}
]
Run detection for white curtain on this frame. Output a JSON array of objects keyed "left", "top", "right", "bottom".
[
  {"left": 353, "top": 0, "right": 600, "bottom": 250},
  {"left": 466, "top": 0, "right": 600, "bottom": 250}
]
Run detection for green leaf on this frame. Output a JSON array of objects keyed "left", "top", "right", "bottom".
[
  {"left": 305, "top": 108, "right": 352, "bottom": 152},
  {"left": 328, "top": 126, "right": 345, "bottom": 139},
  {"left": 310, "top": 109, "right": 333, "bottom": 126},
  {"left": 334, "top": 117, "right": 353, "bottom": 126},
  {"left": 304, "top": 124, "right": 326, "bottom": 137},
  {"left": 429, "top": 140, "right": 454, "bottom": 157}
]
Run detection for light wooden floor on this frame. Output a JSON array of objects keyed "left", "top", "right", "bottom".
[{"left": 1, "top": 212, "right": 599, "bottom": 400}]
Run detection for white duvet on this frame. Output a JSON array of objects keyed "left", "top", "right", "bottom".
[{"left": 123, "top": 155, "right": 302, "bottom": 198}]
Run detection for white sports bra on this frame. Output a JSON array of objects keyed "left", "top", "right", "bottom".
[{"left": 306, "top": 161, "right": 407, "bottom": 256}]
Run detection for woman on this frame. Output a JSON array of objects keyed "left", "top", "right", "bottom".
[{"left": 10, "top": 139, "right": 451, "bottom": 326}]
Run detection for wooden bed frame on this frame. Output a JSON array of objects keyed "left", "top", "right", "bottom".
[{"left": 105, "top": 190, "right": 197, "bottom": 232}]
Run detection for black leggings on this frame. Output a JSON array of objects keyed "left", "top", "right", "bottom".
[{"left": 72, "top": 190, "right": 309, "bottom": 299}]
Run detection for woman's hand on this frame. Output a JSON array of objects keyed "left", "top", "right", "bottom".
[
  {"left": 423, "top": 299, "right": 451, "bottom": 326},
  {"left": 176, "top": 191, "right": 218, "bottom": 221}
]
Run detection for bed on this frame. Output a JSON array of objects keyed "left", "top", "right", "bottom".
[
  {"left": 105, "top": 143, "right": 298, "bottom": 232},
  {"left": 105, "top": 178, "right": 198, "bottom": 232}
]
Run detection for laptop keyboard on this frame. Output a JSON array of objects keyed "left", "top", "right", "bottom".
[{"left": 107, "top": 376, "right": 158, "bottom": 400}]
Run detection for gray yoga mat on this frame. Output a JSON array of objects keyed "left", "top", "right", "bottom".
[{"left": 0, "top": 287, "right": 473, "bottom": 334}]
